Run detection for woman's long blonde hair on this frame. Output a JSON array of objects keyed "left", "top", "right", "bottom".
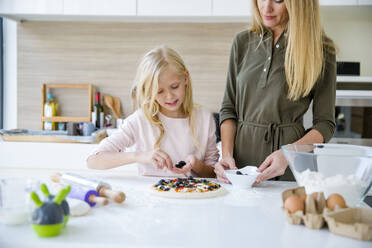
[
  {"left": 134, "top": 46, "right": 198, "bottom": 149},
  {"left": 251, "top": 0, "right": 336, "bottom": 100}
]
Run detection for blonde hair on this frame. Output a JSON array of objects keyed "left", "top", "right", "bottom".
[
  {"left": 251, "top": 0, "right": 336, "bottom": 100},
  {"left": 134, "top": 46, "right": 198, "bottom": 149}
]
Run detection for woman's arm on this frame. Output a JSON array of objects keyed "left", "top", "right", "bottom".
[
  {"left": 220, "top": 119, "right": 237, "bottom": 159},
  {"left": 256, "top": 129, "right": 324, "bottom": 182}
]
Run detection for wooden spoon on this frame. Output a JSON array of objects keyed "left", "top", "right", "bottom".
[
  {"left": 113, "top": 97, "right": 121, "bottom": 118},
  {"left": 103, "top": 95, "right": 116, "bottom": 117}
]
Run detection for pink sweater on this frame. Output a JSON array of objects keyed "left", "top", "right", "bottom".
[{"left": 91, "top": 106, "right": 219, "bottom": 177}]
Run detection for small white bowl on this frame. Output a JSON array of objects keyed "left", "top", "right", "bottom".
[{"left": 225, "top": 166, "right": 261, "bottom": 189}]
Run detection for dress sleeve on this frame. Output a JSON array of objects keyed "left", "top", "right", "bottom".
[
  {"left": 202, "top": 112, "right": 220, "bottom": 166},
  {"left": 311, "top": 51, "right": 337, "bottom": 143},
  {"left": 219, "top": 36, "right": 239, "bottom": 125},
  {"left": 92, "top": 114, "right": 137, "bottom": 154}
]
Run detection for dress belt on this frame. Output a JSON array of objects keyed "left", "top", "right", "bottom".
[{"left": 238, "top": 120, "right": 303, "bottom": 152}]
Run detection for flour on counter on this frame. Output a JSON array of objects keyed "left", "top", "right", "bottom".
[{"left": 296, "top": 169, "right": 367, "bottom": 206}]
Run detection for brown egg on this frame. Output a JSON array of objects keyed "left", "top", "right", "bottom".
[
  {"left": 284, "top": 195, "right": 305, "bottom": 214},
  {"left": 326, "top": 194, "right": 346, "bottom": 211}
]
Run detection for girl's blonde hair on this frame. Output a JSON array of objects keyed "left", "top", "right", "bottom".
[
  {"left": 251, "top": 0, "right": 336, "bottom": 100},
  {"left": 134, "top": 46, "right": 198, "bottom": 149}
]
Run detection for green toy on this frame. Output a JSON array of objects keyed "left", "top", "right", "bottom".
[
  {"left": 40, "top": 184, "right": 71, "bottom": 227},
  {"left": 30, "top": 186, "right": 70, "bottom": 237}
]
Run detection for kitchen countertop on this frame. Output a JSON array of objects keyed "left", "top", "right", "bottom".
[{"left": 0, "top": 169, "right": 370, "bottom": 248}]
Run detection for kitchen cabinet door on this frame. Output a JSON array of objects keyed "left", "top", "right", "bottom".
[
  {"left": 358, "top": 0, "right": 372, "bottom": 5},
  {"left": 212, "top": 0, "right": 252, "bottom": 16},
  {"left": 0, "top": 0, "right": 63, "bottom": 14},
  {"left": 64, "top": 0, "right": 136, "bottom": 16},
  {"left": 137, "top": 0, "right": 212, "bottom": 16},
  {"left": 319, "top": 0, "right": 358, "bottom": 5}
]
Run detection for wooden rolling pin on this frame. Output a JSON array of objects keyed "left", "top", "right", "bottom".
[
  {"left": 68, "top": 184, "right": 108, "bottom": 207},
  {"left": 51, "top": 173, "right": 126, "bottom": 203}
]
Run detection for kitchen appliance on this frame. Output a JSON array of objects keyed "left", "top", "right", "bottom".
[{"left": 337, "top": 61, "right": 360, "bottom": 76}]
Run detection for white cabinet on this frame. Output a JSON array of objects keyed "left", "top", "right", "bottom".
[
  {"left": 64, "top": 0, "right": 136, "bottom": 16},
  {"left": 212, "top": 0, "right": 251, "bottom": 16},
  {"left": 319, "top": 0, "right": 358, "bottom": 5},
  {"left": 0, "top": 0, "right": 63, "bottom": 14},
  {"left": 137, "top": 0, "right": 212, "bottom": 16},
  {"left": 358, "top": 0, "right": 372, "bottom": 5}
]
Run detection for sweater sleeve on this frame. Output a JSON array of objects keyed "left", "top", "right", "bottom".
[
  {"left": 91, "top": 113, "right": 137, "bottom": 154},
  {"left": 202, "top": 112, "right": 220, "bottom": 166},
  {"left": 311, "top": 51, "right": 337, "bottom": 143},
  {"left": 219, "top": 35, "right": 239, "bottom": 125}
]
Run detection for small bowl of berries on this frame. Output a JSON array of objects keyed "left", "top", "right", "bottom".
[{"left": 224, "top": 166, "right": 261, "bottom": 189}]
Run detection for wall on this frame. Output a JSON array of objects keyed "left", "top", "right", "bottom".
[
  {"left": 17, "top": 22, "right": 247, "bottom": 129},
  {"left": 320, "top": 7, "right": 372, "bottom": 76},
  {"left": 6, "top": 7, "right": 372, "bottom": 129}
]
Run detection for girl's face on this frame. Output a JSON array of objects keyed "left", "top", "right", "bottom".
[
  {"left": 257, "top": 0, "right": 288, "bottom": 31},
  {"left": 156, "top": 66, "right": 188, "bottom": 118}
]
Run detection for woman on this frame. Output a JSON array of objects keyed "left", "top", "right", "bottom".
[{"left": 215, "top": 0, "right": 336, "bottom": 183}]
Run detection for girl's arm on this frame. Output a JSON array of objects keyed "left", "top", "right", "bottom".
[
  {"left": 87, "top": 149, "right": 174, "bottom": 170},
  {"left": 87, "top": 151, "right": 143, "bottom": 170}
]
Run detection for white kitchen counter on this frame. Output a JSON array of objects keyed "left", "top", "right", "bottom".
[{"left": 0, "top": 169, "right": 370, "bottom": 248}]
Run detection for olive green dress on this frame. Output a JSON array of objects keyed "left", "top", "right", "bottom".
[{"left": 220, "top": 29, "right": 336, "bottom": 181}]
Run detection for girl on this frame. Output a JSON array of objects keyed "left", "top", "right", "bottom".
[{"left": 87, "top": 46, "right": 219, "bottom": 177}]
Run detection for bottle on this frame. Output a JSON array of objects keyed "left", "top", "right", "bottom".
[
  {"left": 93, "top": 92, "right": 104, "bottom": 129},
  {"left": 44, "top": 93, "right": 56, "bottom": 130}
]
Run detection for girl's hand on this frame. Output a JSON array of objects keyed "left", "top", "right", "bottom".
[
  {"left": 170, "top": 155, "right": 197, "bottom": 175},
  {"left": 139, "top": 149, "right": 173, "bottom": 170},
  {"left": 214, "top": 156, "right": 237, "bottom": 184},
  {"left": 256, "top": 150, "right": 288, "bottom": 183}
]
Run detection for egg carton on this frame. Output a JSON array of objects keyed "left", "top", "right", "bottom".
[
  {"left": 282, "top": 186, "right": 326, "bottom": 229},
  {"left": 324, "top": 207, "right": 372, "bottom": 241},
  {"left": 282, "top": 186, "right": 372, "bottom": 241}
]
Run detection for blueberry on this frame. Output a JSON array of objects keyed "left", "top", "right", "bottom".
[
  {"left": 175, "top": 160, "right": 186, "bottom": 168},
  {"left": 187, "top": 176, "right": 194, "bottom": 180},
  {"left": 236, "top": 171, "right": 243, "bottom": 175}
]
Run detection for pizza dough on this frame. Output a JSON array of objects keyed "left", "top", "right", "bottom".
[{"left": 150, "top": 177, "right": 227, "bottom": 199}]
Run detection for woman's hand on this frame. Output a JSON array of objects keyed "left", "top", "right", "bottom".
[
  {"left": 214, "top": 156, "right": 237, "bottom": 184},
  {"left": 170, "top": 155, "right": 197, "bottom": 175},
  {"left": 138, "top": 149, "right": 173, "bottom": 170},
  {"left": 256, "top": 150, "right": 288, "bottom": 183}
]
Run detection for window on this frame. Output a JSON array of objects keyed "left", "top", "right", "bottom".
[{"left": 0, "top": 18, "right": 3, "bottom": 129}]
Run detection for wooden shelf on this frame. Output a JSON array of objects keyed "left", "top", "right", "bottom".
[
  {"left": 42, "top": 83, "right": 93, "bottom": 130},
  {"left": 42, "top": 116, "right": 91, "bottom": 122}
]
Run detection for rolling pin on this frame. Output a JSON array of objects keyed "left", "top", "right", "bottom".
[
  {"left": 51, "top": 173, "right": 125, "bottom": 203},
  {"left": 67, "top": 184, "right": 108, "bottom": 207}
]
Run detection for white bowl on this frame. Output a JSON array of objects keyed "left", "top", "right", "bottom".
[{"left": 224, "top": 166, "right": 261, "bottom": 189}]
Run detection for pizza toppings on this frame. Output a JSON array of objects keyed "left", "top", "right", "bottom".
[
  {"left": 175, "top": 161, "right": 186, "bottom": 168},
  {"left": 152, "top": 176, "right": 221, "bottom": 193}
]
